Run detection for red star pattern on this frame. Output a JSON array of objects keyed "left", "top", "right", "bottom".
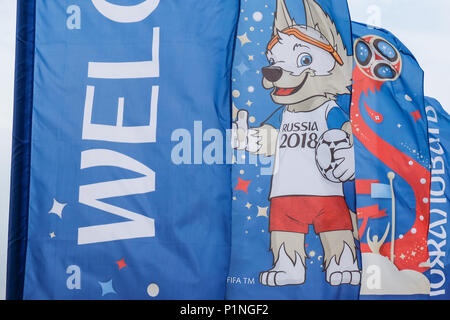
[
  {"left": 235, "top": 177, "right": 251, "bottom": 193},
  {"left": 116, "top": 258, "right": 127, "bottom": 270},
  {"left": 410, "top": 110, "right": 422, "bottom": 122}
]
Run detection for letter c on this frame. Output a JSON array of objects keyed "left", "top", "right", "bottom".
[{"left": 92, "top": 0, "right": 160, "bottom": 23}]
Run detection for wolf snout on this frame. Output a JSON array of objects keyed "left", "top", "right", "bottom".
[{"left": 262, "top": 66, "right": 283, "bottom": 83}]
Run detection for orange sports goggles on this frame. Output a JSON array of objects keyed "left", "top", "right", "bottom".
[{"left": 267, "top": 28, "right": 344, "bottom": 66}]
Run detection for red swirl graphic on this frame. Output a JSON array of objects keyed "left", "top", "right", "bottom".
[{"left": 351, "top": 67, "right": 431, "bottom": 273}]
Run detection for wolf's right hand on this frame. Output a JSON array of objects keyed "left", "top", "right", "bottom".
[
  {"left": 232, "top": 110, "right": 250, "bottom": 150},
  {"left": 232, "top": 110, "right": 278, "bottom": 156}
]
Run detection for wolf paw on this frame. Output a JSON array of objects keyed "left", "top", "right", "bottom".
[
  {"left": 328, "top": 270, "right": 361, "bottom": 286},
  {"left": 325, "top": 243, "right": 361, "bottom": 286},
  {"left": 259, "top": 244, "right": 306, "bottom": 286},
  {"left": 259, "top": 270, "right": 305, "bottom": 286}
]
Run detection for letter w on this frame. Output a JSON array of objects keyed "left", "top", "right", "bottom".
[{"left": 78, "top": 149, "right": 155, "bottom": 245}]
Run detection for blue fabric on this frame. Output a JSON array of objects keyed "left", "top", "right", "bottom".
[
  {"left": 261, "top": 106, "right": 284, "bottom": 129},
  {"left": 425, "top": 97, "right": 450, "bottom": 299},
  {"left": 227, "top": 0, "right": 357, "bottom": 300},
  {"left": 6, "top": 0, "right": 36, "bottom": 300},
  {"left": 326, "top": 106, "right": 348, "bottom": 130},
  {"left": 11, "top": 0, "right": 239, "bottom": 299},
  {"left": 351, "top": 22, "right": 434, "bottom": 299}
]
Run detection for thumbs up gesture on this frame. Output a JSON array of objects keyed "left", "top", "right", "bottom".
[{"left": 232, "top": 110, "right": 250, "bottom": 150}]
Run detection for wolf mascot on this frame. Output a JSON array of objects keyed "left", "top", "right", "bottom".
[{"left": 232, "top": 0, "right": 360, "bottom": 287}]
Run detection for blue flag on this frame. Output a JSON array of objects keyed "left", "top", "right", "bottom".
[
  {"left": 227, "top": 0, "right": 359, "bottom": 300},
  {"left": 351, "top": 21, "right": 433, "bottom": 299},
  {"left": 8, "top": 0, "right": 238, "bottom": 299},
  {"left": 425, "top": 97, "right": 450, "bottom": 299},
  {"left": 371, "top": 183, "right": 392, "bottom": 199}
]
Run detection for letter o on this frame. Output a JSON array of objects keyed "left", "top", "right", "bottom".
[{"left": 92, "top": 0, "right": 160, "bottom": 23}]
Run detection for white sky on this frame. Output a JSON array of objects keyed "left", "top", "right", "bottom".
[
  {"left": 0, "top": 0, "right": 449, "bottom": 300},
  {"left": 348, "top": 0, "right": 450, "bottom": 111}
]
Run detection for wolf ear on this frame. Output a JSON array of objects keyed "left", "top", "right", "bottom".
[
  {"left": 303, "top": 0, "right": 352, "bottom": 92},
  {"left": 272, "top": 0, "right": 294, "bottom": 36},
  {"left": 303, "top": 0, "right": 337, "bottom": 47}
]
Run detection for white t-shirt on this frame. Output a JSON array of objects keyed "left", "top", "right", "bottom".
[{"left": 269, "top": 101, "right": 344, "bottom": 198}]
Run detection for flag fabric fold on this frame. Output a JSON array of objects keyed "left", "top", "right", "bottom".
[
  {"left": 8, "top": 0, "right": 239, "bottom": 299},
  {"left": 425, "top": 96, "right": 450, "bottom": 299}
]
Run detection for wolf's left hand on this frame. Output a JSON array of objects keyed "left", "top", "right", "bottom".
[{"left": 332, "top": 146, "right": 355, "bottom": 182}]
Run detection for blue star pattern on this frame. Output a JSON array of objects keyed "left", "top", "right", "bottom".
[
  {"left": 98, "top": 279, "right": 116, "bottom": 296},
  {"left": 235, "top": 61, "right": 250, "bottom": 75}
]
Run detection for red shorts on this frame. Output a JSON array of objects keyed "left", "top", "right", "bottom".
[{"left": 269, "top": 195, "right": 352, "bottom": 234}]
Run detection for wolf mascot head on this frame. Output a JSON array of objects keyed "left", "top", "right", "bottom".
[{"left": 262, "top": 0, "right": 352, "bottom": 112}]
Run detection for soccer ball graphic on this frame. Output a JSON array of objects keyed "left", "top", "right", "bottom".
[
  {"left": 315, "top": 129, "right": 352, "bottom": 183},
  {"left": 354, "top": 35, "right": 402, "bottom": 82}
]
